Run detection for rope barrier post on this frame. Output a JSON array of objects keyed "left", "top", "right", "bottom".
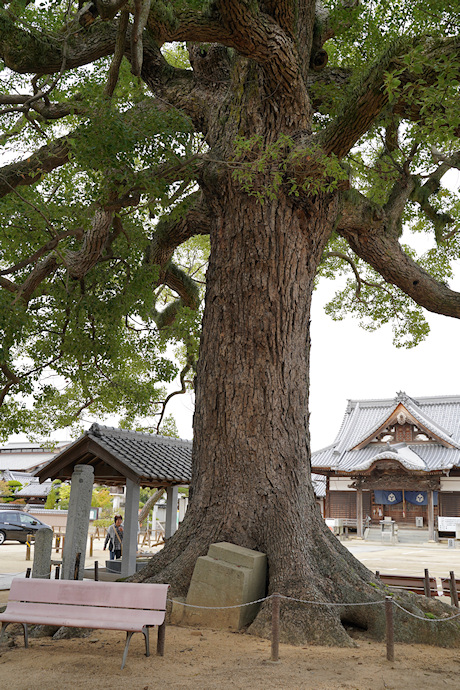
[
  {"left": 450, "top": 571, "right": 459, "bottom": 608},
  {"left": 94, "top": 560, "right": 99, "bottom": 581},
  {"left": 55, "top": 565, "right": 60, "bottom": 579},
  {"left": 424, "top": 569, "right": 431, "bottom": 598},
  {"left": 385, "top": 596, "right": 394, "bottom": 662},
  {"left": 25, "top": 567, "right": 31, "bottom": 579},
  {"left": 25, "top": 535, "right": 32, "bottom": 561},
  {"left": 271, "top": 593, "right": 280, "bottom": 663}
]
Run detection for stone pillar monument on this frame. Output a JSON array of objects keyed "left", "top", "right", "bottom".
[
  {"left": 32, "top": 527, "right": 53, "bottom": 579},
  {"left": 61, "top": 464, "right": 94, "bottom": 580}
]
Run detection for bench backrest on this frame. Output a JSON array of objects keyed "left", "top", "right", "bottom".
[
  {"left": 440, "top": 577, "right": 460, "bottom": 592},
  {"left": 377, "top": 574, "right": 438, "bottom": 595},
  {"left": 8, "top": 579, "right": 169, "bottom": 611}
]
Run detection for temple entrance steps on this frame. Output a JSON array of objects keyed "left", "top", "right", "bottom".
[{"left": 365, "top": 526, "right": 430, "bottom": 544}]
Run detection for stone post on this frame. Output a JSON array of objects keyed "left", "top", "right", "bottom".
[
  {"left": 121, "top": 478, "right": 140, "bottom": 578},
  {"left": 61, "top": 464, "right": 94, "bottom": 580},
  {"left": 32, "top": 527, "right": 53, "bottom": 579},
  {"left": 165, "top": 485, "right": 178, "bottom": 539}
]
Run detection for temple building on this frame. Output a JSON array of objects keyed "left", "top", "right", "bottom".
[{"left": 311, "top": 392, "right": 460, "bottom": 540}]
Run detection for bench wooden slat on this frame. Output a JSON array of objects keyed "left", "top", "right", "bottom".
[
  {"left": 440, "top": 577, "right": 460, "bottom": 590},
  {"left": 0, "top": 602, "right": 165, "bottom": 630},
  {"left": 7, "top": 579, "right": 168, "bottom": 610},
  {"left": 376, "top": 573, "right": 439, "bottom": 596},
  {"left": 440, "top": 576, "right": 460, "bottom": 606}
]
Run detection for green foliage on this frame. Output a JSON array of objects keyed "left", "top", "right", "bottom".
[
  {"left": 91, "top": 487, "right": 112, "bottom": 510},
  {"left": 319, "top": 234, "right": 438, "bottom": 348},
  {"left": 48, "top": 482, "right": 113, "bottom": 512},
  {"left": 232, "top": 134, "right": 348, "bottom": 202},
  {"left": 7, "top": 480, "right": 21, "bottom": 490},
  {"left": 44, "top": 486, "right": 58, "bottom": 509},
  {"left": 92, "top": 518, "right": 113, "bottom": 528},
  {"left": 55, "top": 483, "right": 71, "bottom": 509},
  {"left": 0, "top": 479, "right": 16, "bottom": 501},
  {"left": 0, "top": 0, "right": 459, "bottom": 438},
  {"left": 158, "top": 415, "right": 180, "bottom": 437}
]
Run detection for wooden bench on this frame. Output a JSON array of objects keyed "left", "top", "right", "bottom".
[
  {"left": 440, "top": 571, "right": 460, "bottom": 607},
  {"left": 375, "top": 571, "right": 439, "bottom": 598},
  {"left": 0, "top": 578, "right": 169, "bottom": 669}
]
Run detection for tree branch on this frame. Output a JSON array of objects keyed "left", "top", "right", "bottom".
[
  {"left": 320, "top": 36, "right": 460, "bottom": 159},
  {"left": 336, "top": 192, "right": 460, "bottom": 319},
  {"left": 323, "top": 250, "right": 363, "bottom": 299},
  {"left": 0, "top": 136, "right": 69, "bottom": 198},
  {"left": 0, "top": 12, "right": 118, "bottom": 74},
  {"left": 131, "top": 0, "right": 151, "bottom": 77},
  {"left": 104, "top": 8, "right": 129, "bottom": 96},
  {"left": 146, "top": 191, "right": 212, "bottom": 268}
]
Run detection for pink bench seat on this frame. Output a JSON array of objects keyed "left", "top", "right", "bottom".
[{"left": 0, "top": 578, "right": 169, "bottom": 669}]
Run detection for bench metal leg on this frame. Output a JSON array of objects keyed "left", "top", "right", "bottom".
[
  {"left": 0, "top": 622, "right": 9, "bottom": 644},
  {"left": 143, "top": 626, "right": 150, "bottom": 657},
  {"left": 0, "top": 622, "right": 28, "bottom": 648},
  {"left": 121, "top": 631, "right": 135, "bottom": 670},
  {"left": 157, "top": 621, "right": 165, "bottom": 656},
  {"left": 22, "top": 623, "right": 28, "bottom": 648}
]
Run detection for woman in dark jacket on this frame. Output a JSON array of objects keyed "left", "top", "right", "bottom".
[{"left": 103, "top": 514, "right": 123, "bottom": 560}]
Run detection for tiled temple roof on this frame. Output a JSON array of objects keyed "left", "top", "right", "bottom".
[{"left": 312, "top": 393, "right": 460, "bottom": 475}]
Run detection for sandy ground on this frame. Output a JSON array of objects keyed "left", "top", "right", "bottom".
[
  {"left": 2, "top": 539, "right": 460, "bottom": 688},
  {"left": 1, "top": 624, "right": 460, "bottom": 690}
]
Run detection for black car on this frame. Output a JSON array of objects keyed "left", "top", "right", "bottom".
[{"left": 0, "top": 511, "right": 51, "bottom": 544}]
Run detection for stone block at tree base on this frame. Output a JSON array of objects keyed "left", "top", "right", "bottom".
[{"left": 171, "top": 542, "right": 267, "bottom": 630}]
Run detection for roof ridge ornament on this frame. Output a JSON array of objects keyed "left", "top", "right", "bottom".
[
  {"left": 396, "top": 411, "right": 407, "bottom": 425},
  {"left": 89, "top": 423, "right": 102, "bottom": 437},
  {"left": 395, "top": 391, "right": 407, "bottom": 403}
]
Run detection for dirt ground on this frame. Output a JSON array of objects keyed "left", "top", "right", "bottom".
[
  {"left": 2, "top": 542, "right": 460, "bottom": 688},
  {"left": 1, "top": 624, "right": 460, "bottom": 690}
]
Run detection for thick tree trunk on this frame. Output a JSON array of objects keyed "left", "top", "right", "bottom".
[{"left": 134, "top": 182, "right": 460, "bottom": 646}]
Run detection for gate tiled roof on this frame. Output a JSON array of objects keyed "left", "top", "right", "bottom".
[{"left": 36, "top": 424, "right": 192, "bottom": 487}]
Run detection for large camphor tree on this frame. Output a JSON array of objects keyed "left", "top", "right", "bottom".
[{"left": 1, "top": 0, "right": 460, "bottom": 645}]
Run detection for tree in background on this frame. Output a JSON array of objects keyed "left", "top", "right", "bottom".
[
  {"left": 0, "top": 479, "right": 23, "bottom": 502},
  {"left": 0, "top": 1, "right": 460, "bottom": 644},
  {"left": 91, "top": 486, "right": 113, "bottom": 517}
]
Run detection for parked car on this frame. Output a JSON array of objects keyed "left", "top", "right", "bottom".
[{"left": 0, "top": 511, "right": 51, "bottom": 544}]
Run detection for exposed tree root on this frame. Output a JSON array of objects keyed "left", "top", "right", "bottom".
[{"left": 131, "top": 511, "right": 460, "bottom": 648}]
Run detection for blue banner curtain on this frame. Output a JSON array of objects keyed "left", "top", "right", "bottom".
[
  {"left": 405, "top": 491, "right": 438, "bottom": 506},
  {"left": 374, "top": 490, "right": 403, "bottom": 505},
  {"left": 374, "top": 490, "right": 438, "bottom": 506}
]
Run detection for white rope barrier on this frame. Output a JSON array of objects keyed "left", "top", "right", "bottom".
[
  {"left": 392, "top": 600, "right": 460, "bottom": 622},
  {"left": 167, "top": 595, "right": 272, "bottom": 609},
  {"left": 168, "top": 593, "right": 460, "bottom": 622},
  {"left": 279, "top": 594, "right": 386, "bottom": 606},
  {"left": 168, "top": 594, "right": 386, "bottom": 609}
]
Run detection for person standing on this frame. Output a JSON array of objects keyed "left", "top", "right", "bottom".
[{"left": 103, "top": 514, "right": 123, "bottom": 560}]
